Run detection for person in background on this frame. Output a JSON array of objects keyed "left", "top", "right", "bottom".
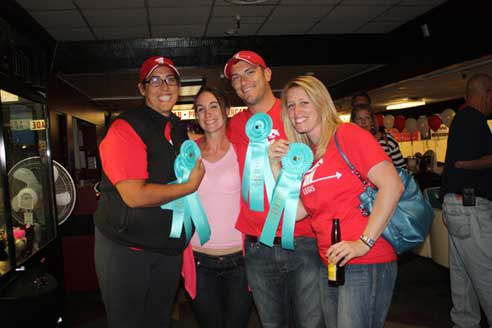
[
  {"left": 351, "top": 91, "right": 372, "bottom": 109},
  {"left": 186, "top": 86, "right": 252, "bottom": 328},
  {"left": 271, "top": 75, "right": 403, "bottom": 328},
  {"left": 440, "top": 73, "right": 492, "bottom": 328},
  {"left": 224, "top": 51, "right": 323, "bottom": 328},
  {"left": 94, "top": 56, "right": 205, "bottom": 328},
  {"left": 351, "top": 102, "right": 407, "bottom": 169}
]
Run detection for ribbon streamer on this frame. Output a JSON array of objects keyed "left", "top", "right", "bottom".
[
  {"left": 242, "top": 113, "right": 275, "bottom": 212},
  {"left": 259, "top": 143, "right": 314, "bottom": 249},
  {"left": 161, "top": 140, "right": 211, "bottom": 245}
]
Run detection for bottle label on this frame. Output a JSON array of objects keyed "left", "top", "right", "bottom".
[{"left": 328, "top": 263, "right": 336, "bottom": 281}]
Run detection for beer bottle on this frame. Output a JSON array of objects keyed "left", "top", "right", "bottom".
[{"left": 328, "top": 218, "right": 345, "bottom": 287}]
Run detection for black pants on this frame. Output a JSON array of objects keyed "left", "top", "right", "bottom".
[
  {"left": 188, "top": 251, "right": 253, "bottom": 328},
  {"left": 94, "top": 228, "right": 182, "bottom": 328}
]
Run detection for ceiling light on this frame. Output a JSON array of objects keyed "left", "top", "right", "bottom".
[
  {"left": 179, "top": 85, "right": 202, "bottom": 97},
  {"left": 1, "top": 90, "right": 19, "bottom": 102},
  {"left": 179, "top": 78, "right": 204, "bottom": 97},
  {"left": 173, "top": 104, "right": 194, "bottom": 111},
  {"left": 338, "top": 114, "right": 351, "bottom": 122},
  {"left": 386, "top": 100, "right": 426, "bottom": 110}
]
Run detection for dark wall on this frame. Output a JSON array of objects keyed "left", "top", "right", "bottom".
[{"left": 47, "top": 76, "right": 107, "bottom": 179}]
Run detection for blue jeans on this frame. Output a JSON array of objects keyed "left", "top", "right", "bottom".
[
  {"left": 188, "top": 251, "right": 253, "bottom": 328},
  {"left": 244, "top": 237, "right": 324, "bottom": 328},
  {"left": 443, "top": 194, "right": 492, "bottom": 328},
  {"left": 319, "top": 261, "right": 397, "bottom": 328}
]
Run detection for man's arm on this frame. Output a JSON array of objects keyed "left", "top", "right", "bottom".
[{"left": 455, "top": 155, "right": 492, "bottom": 170}]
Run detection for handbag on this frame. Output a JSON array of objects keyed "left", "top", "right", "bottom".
[{"left": 334, "top": 131, "right": 433, "bottom": 254}]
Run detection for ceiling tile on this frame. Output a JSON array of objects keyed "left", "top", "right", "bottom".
[
  {"left": 74, "top": 0, "right": 145, "bottom": 9},
  {"left": 206, "top": 23, "right": 259, "bottom": 37},
  {"left": 259, "top": 23, "right": 312, "bottom": 35},
  {"left": 148, "top": 0, "right": 213, "bottom": 7},
  {"left": 309, "top": 22, "right": 361, "bottom": 34},
  {"left": 149, "top": 8, "right": 208, "bottom": 25},
  {"left": 377, "top": 5, "right": 434, "bottom": 22},
  {"left": 320, "top": 5, "right": 391, "bottom": 24},
  {"left": 400, "top": 0, "right": 446, "bottom": 5},
  {"left": 357, "top": 20, "right": 401, "bottom": 33},
  {"left": 29, "top": 10, "right": 86, "bottom": 28},
  {"left": 93, "top": 26, "right": 149, "bottom": 40},
  {"left": 47, "top": 28, "right": 94, "bottom": 41},
  {"left": 340, "top": 0, "right": 400, "bottom": 4},
  {"left": 209, "top": 16, "right": 264, "bottom": 25},
  {"left": 280, "top": 0, "right": 339, "bottom": 4},
  {"left": 267, "top": 6, "right": 332, "bottom": 24},
  {"left": 15, "top": 0, "right": 75, "bottom": 11},
  {"left": 212, "top": 5, "right": 274, "bottom": 18},
  {"left": 152, "top": 25, "right": 205, "bottom": 37},
  {"left": 214, "top": 0, "right": 277, "bottom": 6},
  {"left": 83, "top": 9, "right": 147, "bottom": 27}
]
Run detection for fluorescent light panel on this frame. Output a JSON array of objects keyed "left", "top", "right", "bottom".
[
  {"left": 386, "top": 100, "right": 426, "bottom": 110},
  {"left": 1, "top": 90, "right": 19, "bottom": 102},
  {"left": 173, "top": 104, "right": 194, "bottom": 111},
  {"left": 338, "top": 114, "right": 351, "bottom": 122},
  {"left": 180, "top": 78, "right": 204, "bottom": 97},
  {"left": 179, "top": 85, "right": 202, "bottom": 97}
]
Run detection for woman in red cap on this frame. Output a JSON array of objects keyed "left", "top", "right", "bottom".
[{"left": 94, "top": 56, "right": 205, "bottom": 328}]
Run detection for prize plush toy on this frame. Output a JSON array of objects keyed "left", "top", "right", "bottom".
[{"left": 0, "top": 238, "right": 8, "bottom": 275}]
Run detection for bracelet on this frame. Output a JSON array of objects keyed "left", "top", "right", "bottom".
[{"left": 359, "top": 234, "right": 376, "bottom": 248}]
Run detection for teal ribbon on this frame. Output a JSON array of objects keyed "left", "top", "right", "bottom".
[
  {"left": 242, "top": 113, "right": 275, "bottom": 212},
  {"left": 259, "top": 143, "right": 314, "bottom": 249},
  {"left": 161, "top": 140, "right": 211, "bottom": 245}
]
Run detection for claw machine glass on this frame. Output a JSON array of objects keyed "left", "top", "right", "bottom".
[
  {"left": 0, "top": 88, "right": 58, "bottom": 279},
  {"left": 0, "top": 88, "right": 62, "bottom": 328}
]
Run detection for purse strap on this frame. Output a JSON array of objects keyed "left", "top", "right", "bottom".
[{"left": 333, "top": 130, "right": 369, "bottom": 187}]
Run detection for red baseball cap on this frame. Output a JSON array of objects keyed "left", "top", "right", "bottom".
[
  {"left": 223, "top": 50, "right": 267, "bottom": 79},
  {"left": 139, "top": 56, "right": 180, "bottom": 81}
]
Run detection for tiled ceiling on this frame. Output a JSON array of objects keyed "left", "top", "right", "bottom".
[
  {"left": 15, "top": 0, "right": 447, "bottom": 40},
  {"left": 13, "top": 0, "right": 491, "bottom": 115}
]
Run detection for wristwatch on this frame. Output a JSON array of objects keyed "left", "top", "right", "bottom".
[{"left": 359, "top": 234, "right": 376, "bottom": 248}]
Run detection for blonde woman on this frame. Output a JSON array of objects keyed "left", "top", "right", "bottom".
[{"left": 269, "top": 75, "right": 403, "bottom": 328}]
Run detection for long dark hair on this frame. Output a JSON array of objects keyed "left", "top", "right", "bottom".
[{"left": 193, "top": 86, "right": 230, "bottom": 122}]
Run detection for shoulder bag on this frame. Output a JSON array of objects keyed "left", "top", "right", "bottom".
[{"left": 334, "top": 131, "right": 433, "bottom": 254}]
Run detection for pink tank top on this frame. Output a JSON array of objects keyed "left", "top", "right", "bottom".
[{"left": 190, "top": 144, "right": 242, "bottom": 249}]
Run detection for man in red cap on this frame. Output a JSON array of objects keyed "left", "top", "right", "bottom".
[
  {"left": 94, "top": 56, "right": 205, "bottom": 328},
  {"left": 225, "top": 50, "right": 323, "bottom": 328}
]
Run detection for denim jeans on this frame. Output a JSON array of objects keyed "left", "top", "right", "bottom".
[
  {"left": 319, "top": 261, "right": 397, "bottom": 328},
  {"left": 443, "top": 194, "right": 492, "bottom": 328},
  {"left": 188, "top": 251, "right": 253, "bottom": 328},
  {"left": 244, "top": 237, "right": 324, "bottom": 328}
]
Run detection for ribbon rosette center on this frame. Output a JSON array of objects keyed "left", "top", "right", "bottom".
[
  {"left": 161, "top": 140, "right": 210, "bottom": 245},
  {"left": 259, "top": 143, "right": 313, "bottom": 249}
]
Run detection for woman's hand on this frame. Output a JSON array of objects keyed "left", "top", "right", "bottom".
[
  {"left": 326, "top": 239, "right": 371, "bottom": 267},
  {"left": 187, "top": 158, "right": 205, "bottom": 192},
  {"left": 268, "top": 139, "right": 290, "bottom": 177}
]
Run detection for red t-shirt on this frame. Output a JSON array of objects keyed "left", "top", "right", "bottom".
[
  {"left": 227, "top": 99, "right": 315, "bottom": 238},
  {"left": 99, "top": 119, "right": 173, "bottom": 185},
  {"left": 99, "top": 119, "right": 148, "bottom": 185},
  {"left": 301, "top": 123, "right": 397, "bottom": 265}
]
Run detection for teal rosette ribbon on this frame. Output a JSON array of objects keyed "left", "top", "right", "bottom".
[
  {"left": 242, "top": 113, "right": 275, "bottom": 212},
  {"left": 161, "top": 140, "right": 211, "bottom": 245},
  {"left": 259, "top": 143, "right": 314, "bottom": 249}
]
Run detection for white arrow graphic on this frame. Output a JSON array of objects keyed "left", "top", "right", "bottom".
[{"left": 311, "top": 171, "right": 342, "bottom": 183}]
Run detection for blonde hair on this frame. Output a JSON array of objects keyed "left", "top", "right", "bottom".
[{"left": 280, "top": 75, "right": 342, "bottom": 159}]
